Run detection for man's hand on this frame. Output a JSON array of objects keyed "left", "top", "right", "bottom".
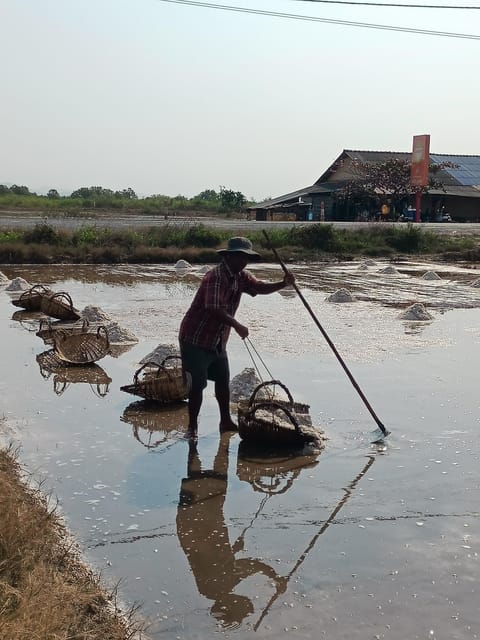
[
  {"left": 233, "top": 320, "right": 249, "bottom": 340},
  {"left": 283, "top": 270, "right": 295, "bottom": 287}
]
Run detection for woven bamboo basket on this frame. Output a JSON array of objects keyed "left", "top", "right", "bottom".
[
  {"left": 120, "top": 356, "right": 189, "bottom": 403},
  {"left": 53, "top": 325, "right": 110, "bottom": 364},
  {"left": 12, "top": 284, "right": 53, "bottom": 311},
  {"left": 40, "top": 291, "right": 80, "bottom": 321},
  {"left": 238, "top": 380, "right": 311, "bottom": 428},
  {"left": 238, "top": 400, "right": 316, "bottom": 447},
  {"left": 36, "top": 318, "right": 90, "bottom": 345}
]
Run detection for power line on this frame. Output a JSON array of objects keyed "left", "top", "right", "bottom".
[
  {"left": 157, "top": 0, "right": 480, "bottom": 39},
  {"left": 293, "top": 0, "right": 480, "bottom": 9}
]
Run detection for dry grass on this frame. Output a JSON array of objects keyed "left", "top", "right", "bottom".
[{"left": 0, "top": 443, "right": 145, "bottom": 640}]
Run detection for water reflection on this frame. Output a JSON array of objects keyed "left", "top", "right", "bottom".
[
  {"left": 236, "top": 440, "right": 320, "bottom": 494},
  {"left": 176, "top": 434, "right": 287, "bottom": 629},
  {"left": 253, "top": 454, "right": 376, "bottom": 631},
  {"left": 36, "top": 350, "right": 112, "bottom": 397},
  {"left": 121, "top": 400, "right": 188, "bottom": 448},
  {"left": 11, "top": 309, "right": 43, "bottom": 331}
]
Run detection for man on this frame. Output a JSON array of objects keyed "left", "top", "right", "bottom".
[{"left": 179, "top": 236, "right": 295, "bottom": 438}]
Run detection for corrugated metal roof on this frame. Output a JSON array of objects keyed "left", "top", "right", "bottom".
[
  {"left": 252, "top": 149, "right": 480, "bottom": 210},
  {"left": 431, "top": 153, "right": 480, "bottom": 187},
  {"left": 250, "top": 184, "right": 331, "bottom": 209}
]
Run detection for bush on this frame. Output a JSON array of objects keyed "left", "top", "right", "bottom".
[
  {"left": 23, "top": 223, "right": 62, "bottom": 245},
  {"left": 294, "top": 224, "right": 337, "bottom": 250},
  {"left": 182, "top": 225, "right": 222, "bottom": 248}
]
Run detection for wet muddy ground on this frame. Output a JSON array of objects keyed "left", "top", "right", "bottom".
[{"left": 1, "top": 259, "right": 479, "bottom": 639}]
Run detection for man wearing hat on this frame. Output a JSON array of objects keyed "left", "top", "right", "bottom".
[{"left": 179, "top": 236, "right": 295, "bottom": 438}]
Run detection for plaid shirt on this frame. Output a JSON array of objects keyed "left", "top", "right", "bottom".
[{"left": 179, "top": 260, "right": 260, "bottom": 350}]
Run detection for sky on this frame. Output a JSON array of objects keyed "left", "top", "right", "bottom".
[{"left": 1, "top": 0, "right": 479, "bottom": 202}]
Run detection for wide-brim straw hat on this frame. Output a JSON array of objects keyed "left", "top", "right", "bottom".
[{"left": 217, "top": 236, "right": 261, "bottom": 258}]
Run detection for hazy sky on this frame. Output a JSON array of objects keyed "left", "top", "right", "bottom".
[{"left": 1, "top": 0, "right": 479, "bottom": 201}]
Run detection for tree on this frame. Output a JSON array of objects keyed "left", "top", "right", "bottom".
[
  {"left": 0, "top": 185, "right": 11, "bottom": 195},
  {"left": 196, "top": 189, "right": 218, "bottom": 202},
  {"left": 114, "top": 187, "right": 137, "bottom": 199},
  {"left": 47, "top": 189, "right": 60, "bottom": 199},
  {"left": 219, "top": 186, "right": 246, "bottom": 210},
  {"left": 337, "top": 158, "right": 456, "bottom": 214},
  {"left": 70, "top": 186, "right": 114, "bottom": 198},
  {"left": 10, "top": 184, "right": 33, "bottom": 196}
]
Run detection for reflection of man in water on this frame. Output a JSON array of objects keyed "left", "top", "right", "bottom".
[{"left": 176, "top": 433, "right": 286, "bottom": 628}]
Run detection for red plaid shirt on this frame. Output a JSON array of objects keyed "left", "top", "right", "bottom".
[{"left": 179, "top": 261, "right": 261, "bottom": 350}]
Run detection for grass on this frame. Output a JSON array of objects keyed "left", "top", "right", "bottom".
[
  {"left": 0, "top": 221, "right": 479, "bottom": 264},
  {"left": 0, "top": 443, "right": 145, "bottom": 640}
]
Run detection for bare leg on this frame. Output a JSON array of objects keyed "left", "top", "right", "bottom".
[
  {"left": 187, "top": 389, "right": 202, "bottom": 438},
  {"left": 215, "top": 379, "right": 237, "bottom": 432}
]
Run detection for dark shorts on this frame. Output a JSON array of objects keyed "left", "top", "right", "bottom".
[{"left": 179, "top": 341, "right": 230, "bottom": 393}]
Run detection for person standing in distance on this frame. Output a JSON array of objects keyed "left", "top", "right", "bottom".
[{"left": 179, "top": 236, "right": 295, "bottom": 438}]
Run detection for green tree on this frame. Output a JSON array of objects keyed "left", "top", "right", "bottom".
[
  {"left": 337, "top": 159, "right": 456, "bottom": 214},
  {"left": 114, "top": 187, "right": 137, "bottom": 199},
  {"left": 196, "top": 189, "right": 218, "bottom": 201},
  {"left": 47, "top": 189, "right": 60, "bottom": 199},
  {"left": 70, "top": 186, "right": 115, "bottom": 198},
  {"left": 219, "top": 186, "right": 246, "bottom": 210},
  {"left": 10, "top": 184, "right": 33, "bottom": 196}
]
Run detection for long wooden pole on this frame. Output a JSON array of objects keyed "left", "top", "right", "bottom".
[{"left": 262, "top": 230, "right": 389, "bottom": 437}]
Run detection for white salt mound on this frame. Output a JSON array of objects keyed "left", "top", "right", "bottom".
[
  {"left": 140, "top": 344, "right": 180, "bottom": 366},
  {"left": 174, "top": 259, "right": 192, "bottom": 270},
  {"left": 326, "top": 288, "right": 355, "bottom": 302},
  {"left": 105, "top": 322, "right": 138, "bottom": 344},
  {"left": 364, "top": 259, "right": 377, "bottom": 266},
  {"left": 6, "top": 277, "right": 30, "bottom": 291},
  {"left": 0, "top": 271, "right": 9, "bottom": 283},
  {"left": 196, "top": 265, "right": 211, "bottom": 274},
  {"left": 379, "top": 266, "right": 399, "bottom": 274},
  {"left": 422, "top": 271, "right": 441, "bottom": 281},
  {"left": 230, "top": 367, "right": 263, "bottom": 403},
  {"left": 471, "top": 278, "right": 480, "bottom": 288},
  {"left": 81, "top": 305, "right": 113, "bottom": 322},
  {"left": 357, "top": 264, "right": 369, "bottom": 271},
  {"left": 398, "top": 303, "right": 433, "bottom": 321},
  {"left": 79, "top": 306, "right": 137, "bottom": 343}
]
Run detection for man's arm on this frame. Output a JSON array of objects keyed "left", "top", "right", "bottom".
[
  {"left": 208, "top": 308, "right": 249, "bottom": 339},
  {"left": 254, "top": 271, "right": 295, "bottom": 295}
]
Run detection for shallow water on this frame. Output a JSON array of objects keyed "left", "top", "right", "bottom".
[{"left": 1, "top": 259, "right": 480, "bottom": 639}]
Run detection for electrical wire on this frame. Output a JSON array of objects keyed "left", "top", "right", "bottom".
[
  {"left": 157, "top": 0, "right": 480, "bottom": 39},
  {"left": 293, "top": 0, "right": 480, "bottom": 9}
]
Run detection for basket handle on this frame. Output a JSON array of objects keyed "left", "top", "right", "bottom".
[
  {"left": 53, "top": 379, "right": 68, "bottom": 395},
  {"left": 38, "top": 318, "right": 53, "bottom": 332},
  {"left": 248, "top": 380, "right": 295, "bottom": 409},
  {"left": 247, "top": 401, "right": 300, "bottom": 432},
  {"left": 90, "top": 382, "right": 110, "bottom": 398},
  {"left": 19, "top": 284, "right": 50, "bottom": 300},
  {"left": 133, "top": 361, "right": 161, "bottom": 385},
  {"left": 160, "top": 354, "right": 182, "bottom": 368},
  {"left": 96, "top": 325, "right": 110, "bottom": 347},
  {"left": 47, "top": 291, "right": 75, "bottom": 310}
]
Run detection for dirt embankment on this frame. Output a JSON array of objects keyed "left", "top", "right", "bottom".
[{"left": 0, "top": 444, "right": 144, "bottom": 640}]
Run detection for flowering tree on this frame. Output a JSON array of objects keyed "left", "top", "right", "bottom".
[{"left": 337, "top": 158, "right": 456, "bottom": 214}]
